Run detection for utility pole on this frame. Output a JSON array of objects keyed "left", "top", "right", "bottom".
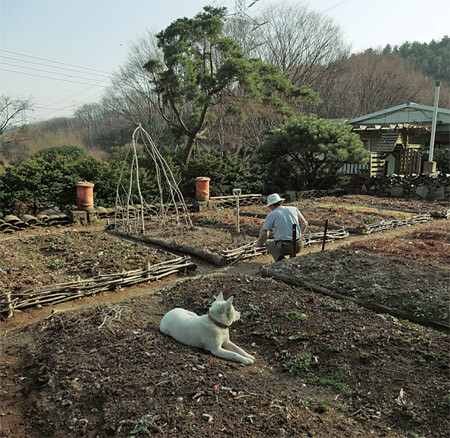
[
  {"left": 428, "top": 81, "right": 440, "bottom": 162},
  {"left": 424, "top": 81, "right": 440, "bottom": 174}
]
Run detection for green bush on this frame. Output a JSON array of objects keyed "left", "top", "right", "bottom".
[
  {"left": 0, "top": 146, "right": 118, "bottom": 215},
  {"left": 95, "top": 126, "right": 135, "bottom": 151},
  {"left": 179, "top": 152, "right": 265, "bottom": 198},
  {"left": 259, "top": 115, "right": 369, "bottom": 190}
]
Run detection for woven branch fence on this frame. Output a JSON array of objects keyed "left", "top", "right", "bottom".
[
  {"left": 362, "top": 214, "right": 432, "bottom": 234},
  {"left": 1, "top": 256, "right": 196, "bottom": 319}
]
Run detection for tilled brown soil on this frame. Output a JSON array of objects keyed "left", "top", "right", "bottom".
[
  {"left": 1, "top": 274, "right": 448, "bottom": 437},
  {"left": 277, "top": 222, "right": 449, "bottom": 325},
  {"left": 190, "top": 194, "right": 448, "bottom": 236},
  {"left": 240, "top": 203, "right": 416, "bottom": 229},
  {"left": 0, "top": 228, "right": 176, "bottom": 293},
  {"left": 1, "top": 196, "right": 449, "bottom": 437},
  {"left": 117, "top": 219, "right": 254, "bottom": 252},
  {"left": 315, "top": 194, "right": 449, "bottom": 212}
]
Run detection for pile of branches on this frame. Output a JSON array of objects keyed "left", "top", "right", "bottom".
[
  {"left": 1, "top": 256, "right": 196, "bottom": 319},
  {"left": 114, "top": 126, "right": 192, "bottom": 235},
  {"left": 220, "top": 229, "right": 350, "bottom": 264},
  {"left": 362, "top": 214, "right": 432, "bottom": 234},
  {"left": 304, "top": 228, "right": 349, "bottom": 245},
  {"left": 220, "top": 242, "right": 267, "bottom": 264}
]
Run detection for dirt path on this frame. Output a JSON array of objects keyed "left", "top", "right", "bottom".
[{"left": 1, "top": 219, "right": 444, "bottom": 333}]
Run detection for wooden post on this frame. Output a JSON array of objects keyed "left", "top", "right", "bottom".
[
  {"left": 322, "top": 219, "right": 329, "bottom": 251},
  {"left": 6, "top": 292, "right": 13, "bottom": 318},
  {"left": 292, "top": 224, "right": 297, "bottom": 257}
]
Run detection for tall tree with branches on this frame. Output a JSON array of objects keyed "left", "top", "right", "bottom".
[
  {"left": 252, "top": 2, "right": 350, "bottom": 90},
  {"left": 0, "top": 95, "right": 33, "bottom": 135},
  {"left": 143, "top": 6, "right": 319, "bottom": 164}
]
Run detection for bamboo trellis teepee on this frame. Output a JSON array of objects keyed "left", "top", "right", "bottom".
[{"left": 114, "top": 125, "right": 192, "bottom": 234}]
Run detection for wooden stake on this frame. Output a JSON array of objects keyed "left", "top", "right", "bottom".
[
  {"left": 322, "top": 219, "right": 329, "bottom": 252},
  {"left": 292, "top": 224, "right": 297, "bottom": 257},
  {"left": 6, "top": 292, "right": 13, "bottom": 318}
]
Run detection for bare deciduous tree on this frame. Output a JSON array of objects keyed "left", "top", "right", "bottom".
[
  {"left": 252, "top": 1, "right": 350, "bottom": 90},
  {"left": 208, "top": 101, "right": 284, "bottom": 156},
  {"left": 0, "top": 95, "right": 33, "bottom": 135},
  {"left": 73, "top": 103, "right": 104, "bottom": 148},
  {"left": 103, "top": 30, "right": 167, "bottom": 143},
  {"left": 221, "top": 1, "right": 351, "bottom": 136},
  {"left": 316, "top": 51, "right": 448, "bottom": 119}
]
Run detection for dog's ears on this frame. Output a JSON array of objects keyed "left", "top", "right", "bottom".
[
  {"left": 225, "top": 296, "right": 234, "bottom": 306},
  {"left": 214, "top": 292, "right": 224, "bottom": 302}
]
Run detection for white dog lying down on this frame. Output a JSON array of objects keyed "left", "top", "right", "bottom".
[{"left": 160, "top": 292, "right": 255, "bottom": 365}]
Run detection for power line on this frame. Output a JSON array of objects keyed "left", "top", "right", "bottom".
[
  {"left": 33, "top": 90, "right": 105, "bottom": 113},
  {"left": 46, "top": 86, "right": 106, "bottom": 107},
  {"left": 0, "top": 48, "right": 111, "bottom": 74},
  {"left": 0, "top": 61, "right": 113, "bottom": 82},
  {"left": 0, "top": 49, "right": 113, "bottom": 116},
  {"left": 0, "top": 55, "right": 112, "bottom": 78},
  {"left": 0, "top": 50, "right": 117, "bottom": 120},
  {"left": 321, "top": 0, "right": 351, "bottom": 13},
  {"left": 34, "top": 105, "right": 76, "bottom": 111},
  {"left": 0, "top": 68, "right": 108, "bottom": 87}
]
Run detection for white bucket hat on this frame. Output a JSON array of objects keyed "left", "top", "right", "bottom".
[{"left": 266, "top": 193, "right": 285, "bottom": 207}]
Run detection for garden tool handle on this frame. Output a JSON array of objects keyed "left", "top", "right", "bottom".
[{"left": 236, "top": 195, "right": 240, "bottom": 233}]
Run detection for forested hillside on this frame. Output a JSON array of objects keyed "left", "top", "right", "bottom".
[{"left": 382, "top": 36, "right": 449, "bottom": 84}]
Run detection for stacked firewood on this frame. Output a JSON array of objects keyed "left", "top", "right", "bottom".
[{"left": 0, "top": 256, "right": 196, "bottom": 319}]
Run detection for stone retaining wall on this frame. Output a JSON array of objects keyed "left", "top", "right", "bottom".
[{"left": 361, "top": 174, "right": 450, "bottom": 201}]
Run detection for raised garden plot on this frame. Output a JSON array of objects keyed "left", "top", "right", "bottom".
[
  {"left": 111, "top": 219, "right": 266, "bottom": 266},
  {"left": 312, "top": 194, "right": 449, "bottom": 215},
  {"left": 263, "top": 222, "right": 450, "bottom": 328},
  {"left": 0, "top": 230, "right": 187, "bottom": 317},
  {"left": 3, "top": 274, "right": 448, "bottom": 437},
  {"left": 113, "top": 214, "right": 351, "bottom": 267},
  {"left": 190, "top": 195, "right": 441, "bottom": 238},
  {"left": 241, "top": 200, "right": 425, "bottom": 231},
  {"left": 115, "top": 194, "right": 448, "bottom": 265}
]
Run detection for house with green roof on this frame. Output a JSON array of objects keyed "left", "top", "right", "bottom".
[{"left": 347, "top": 102, "right": 450, "bottom": 176}]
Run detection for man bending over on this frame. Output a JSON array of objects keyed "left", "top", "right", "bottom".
[{"left": 255, "top": 193, "right": 308, "bottom": 262}]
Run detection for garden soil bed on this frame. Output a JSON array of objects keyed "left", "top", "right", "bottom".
[
  {"left": 312, "top": 194, "right": 449, "bottom": 214},
  {"left": 241, "top": 200, "right": 422, "bottom": 230},
  {"left": 192, "top": 194, "right": 449, "bottom": 236},
  {"left": 1, "top": 199, "right": 449, "bottom": 437},
  {"left": 1, "top": 274, "right": 448, "bottom": 437},
  {"left": 117, "top": 219, "right": 258, "bottom": 252},
  {"left": 270, "top": 222, "right": 449, "bottom": 326},
  {"left": 0, "top": 228, "right": 177, "bottom": 294}
]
